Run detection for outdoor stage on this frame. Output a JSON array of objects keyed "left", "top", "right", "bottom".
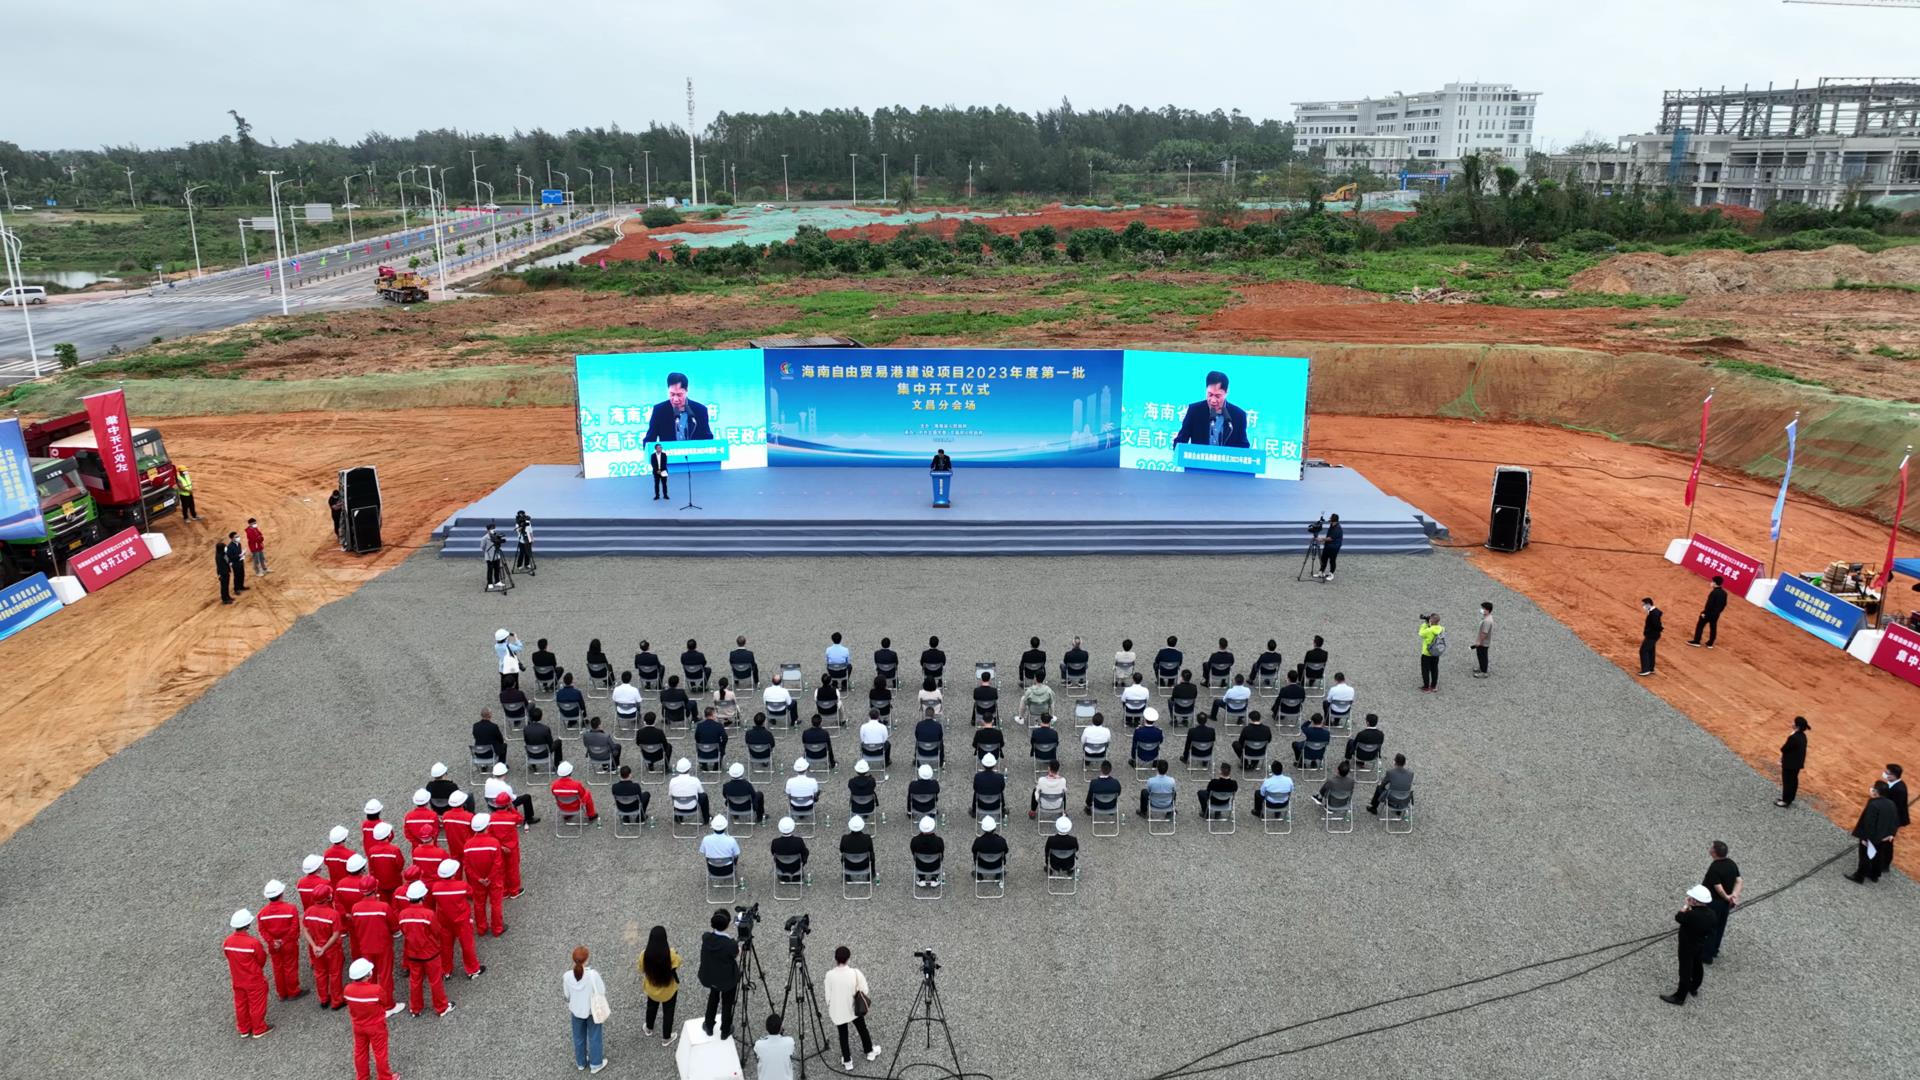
[{"left": 435, "top": 463, "right": 1443, "bottom": 557}]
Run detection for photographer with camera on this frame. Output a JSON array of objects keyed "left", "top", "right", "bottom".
[
  {"left": 1314, "top": 513, "right": 1343, "bottom": 580},
  {"left": 482, "top": 522, "right": 507, "bottom": 592},
  {"left": 698, "top": 909, "right": 743, "bottom": 1042},
  {"left": 823, "top": 945, "right": 881, "bottom": 1069}
]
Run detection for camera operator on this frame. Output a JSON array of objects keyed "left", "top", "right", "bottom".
[
  {"left": 1313, "top": 513, "right": 1343, "bottom": 581},
  {"left": 698, "top": 909, "right": 743, "bottom": 1042},
  {"left": 482, "top": 522, "right": 507, "bottom": 591},
  {"left": 513, "top": 510, "right": 535, "bottom": 571}
]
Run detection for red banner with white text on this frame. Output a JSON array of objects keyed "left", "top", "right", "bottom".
[
  {"left": 1870, "top": 621, "right": 1920, "bottom": 690},
  {"left": 82, "top": 389, "right": 142, "bottom": 504},
  {"left": 1681, "top": 533, "right": 1765, "bottom": 595},
  {"left": 70, "top": 527, "right": 154, "bottom": 593}
]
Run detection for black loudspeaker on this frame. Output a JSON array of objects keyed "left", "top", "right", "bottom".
[
  {"left": 1487, "top": 466, "right": 1531, "bottom": 552},
  {"left": 339, "top": 465, "right": 383, "bottom": 554}
]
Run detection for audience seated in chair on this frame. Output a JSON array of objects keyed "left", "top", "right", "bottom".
[
  {"left": 472, "top": 707, "right": 509, "bottom": 768},
  {"left": 581, "top": 717, "right": 622, "bottom": 769},
  {"left": 1211, "top": 674, "right": 1252, "bottom": 722},
  {"left": 1292, "top": 713, "right": 1331, "bottom": 766},
  {"left": 762, "top": 675, "right": 794, "bottom": 725},
  {"left": 873, "top": 637, "right": 899, "bottom": 686},
  {"left": 1044, "top": 816, "right": 1079, "bottom": 874},
  {"left": 1085, "top": 761, "right": 1122, "bottom": 814},
  {"left": 1275, "top": 669, "right": 1307, "bottom": 723},
  {"left": 1031, "top": 760, "right": 1068, "bottom": 818},
  {"left": 1200, "top": 763, "right": 1238, "bottom": 817},
  {"left": 1312, "top": 760, "right": 1354, "bottom": 807},
  {"left": 680, "top": 639, "right": 709, "bottom": 690},
  {"left": 632, "top": 640, "right": 662, "bottom": 686},
  {"left": 847, "top": 761, "right": 879, "bottom": 819},
  {"left": 660, "top": 676, "right": 691, "bottom": 727},
  {"left": 1081, "top": 713, "right": 1113, "bottom": 758},
  {"left": 914, "top": 712, "right": 946, "bottom": 767},
  {"left": 971, "top": 816, "right": 1009, "bottom": 875},
  {"left": 1345, "top": 713, "right": 1385, "bottom": 762},
  {"left": 1019, "top": 636, "right": 1047, "bottom": 684},
  {"left": 636, "top": 712, "right": 672, "bottom": 774},
  {"left": 907, "top": 764, "right": 940, "bottom": 819},
  {"left": 523, "top": 706, "right": 563, "bottom": 766},
  {"left": 916, "top": 677, "right": 944, "bottom": 718},
  {"left": 1168, "top": 670, "right": 1200, "bottom": 723},
  {"left": 745, "top": 713, "right": 776, "bottom": 767},
  {"left": 839, "top": 815, "right": 876, "bottom": 880},
  {"left": 1028, "top": 714, "right": 1060, "bottom": 768},
  {"left": 972, "top": 716, "right": 1005, "bottom": 763},
  {"left": 1232, "top": 710, "right": 1272, "bottom": 767},
  {"left": 1121, "top": 673, "right": 1151, "bottom": 726},
  {"left": 1204, "top": 638, "right": 1235, "bottom": 686},
  {"left": 1139, "top": 759, "right": 1177, "bottom": 816},
  {"left": 1369, "top": 754, "right": 1413, "bottom": 816},
  {"left": 669, "top": 759, "right": 710, "bottom": 821},
  {"left": 858, "top": 710, "right": 892, "bottom": 765},
  {"left": 1020, "top": 676, "right": 1055, "bottom": 723},
  {"left": 770, "top": 817, "right": 809, "bottom": 874},
  {"left": 920, "top": 636, "right": 947, "bottom": 684},
  {"left": 972, "top": 754, "right": 1007, "bottom": 818},
  {"left": 1253, "top": 640, "right": 1285, "bottom": 686},
  {"left": 971, "top": 671, "right": 999, "bottom": 725},
  {"left": 560, "top": 672, "right": 591, "bottom": 718},
  {"left": 729, "top": 636, "right": 760, "bottom": 687},
  {"left": 610, "top": 766, "right": 649, "bottom": 823},
  {"left": 723, "top": 762, "right": 766, "bottom": 824},
  {"left": 1130, "top": 710, "right": 1165, "bottom": 767},
  {"left": 1253, "top": 761, "right": 1293, "bottom": 818},
  {"left": 785, "top": 760, "right": 821, "bottom": 816},
  {"left": 802, "top": 715, "right": 837, "bottom": 768},
  {"left": 911, "top": 816, "right": 945, "bottom": 885},
  {"left": 1153, "top": 636, "right": 1183, "bottom": 685},
  {"left": 1180, "top": 716, "right": 1216, "bottom": 766}
]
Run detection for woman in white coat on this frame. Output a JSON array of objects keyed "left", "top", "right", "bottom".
[{"left": 822, "top": 945, "right": 881, "bottom": 1070}]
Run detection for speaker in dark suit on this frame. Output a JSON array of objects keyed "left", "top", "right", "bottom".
[
  {"left": 643, "top": 371, "right": 714, "bottom": 445},
  {"left": 1171, "top": 370, "right": 1250, "bottom": 449}
]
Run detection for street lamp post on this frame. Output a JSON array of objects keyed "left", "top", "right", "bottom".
[
  {"left": 556, "top": 170, "right": 571, "bottom": 216},
  {"left": 397, "top": 168, "right": 415, "bottom": 231},
  {"left": 183, "top": 184, "right": 208, "bottom": 277},
  {"left": 123, "top": 166, "right": 137, "bottom": 209},
  {"left": 781, "top": 154, "right": 789, "bottom": 203},
  {"left": 913, "top": 153, "right": 919, "bottom": 195},
  {"left": 343, "top": 174, "right": 361, "bottom": 244},
  {"left": 259, "top": 169, "right": 290, "bottom": 316},
  {"left": 967, "top": 160, "right": 973, "bottom": 200},
  {"left": 0, "top": 210, "right": 42, "bottom": 376},
  {"left": 584, "top": 171, "right": 595, "bottom": 213},
  {"left": 881, "top": 153, "right": 888, "bottom": 205},
  {"left": 476, "top": 180, "right": 497, "bottom": 255},
  {"left": 642, "top": 150, "right": 652, "bottom": 205},
  {"left": 275, "top": 178, "right": 302, "bottom": 260},
  {"left": 236, "top": 218, "right": 249, "bottom": 268},
  {"left": 468, "top": 149, "right": 484, "bottom": 206},
  {"left": 698, "top": 155, "right": 707, "bottom": 204},
  {"left": 603, "top": 165, "right": 615, "bottom": 211},
  {"left": 850, "top": 154, "right": 858, "bottom": 206},
  {"left": 0, "top": 167, "right": 11, "bottom": 209},
  {"left": 420, "top": 164, "right": 450, "bottom": 295}
]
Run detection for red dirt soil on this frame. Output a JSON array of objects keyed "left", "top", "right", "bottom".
[{"left": 1315, "top": 415, "right": 1919, "bottom": 872}]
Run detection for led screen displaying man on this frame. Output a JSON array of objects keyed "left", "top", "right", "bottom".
[
  {"left": 643, "top": 372, "right": 714, "bottom": 444},
  {"left": 1171, "top": 370, "right": 1249, "bottom": 449}
]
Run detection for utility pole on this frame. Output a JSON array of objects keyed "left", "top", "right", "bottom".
[
  {"left": 183, "top": 184, "right": 208, "bottom": 277},
  {"left": 699, "top": 155, "right": 709, "bottom": 205},
  {"left": 124, "top": 166, "right": 138, "bottom": 209},
  {"left": 64, "top": 163, "right": 81, "bottom": 206},
  {"left": 781, "top": 153, "right": 790, "bottom": 203},
  {"left": 421, "top": 164, "right": 449, "bottom": 295},
  {"left": 686, "top": 77, "right": 699, "bottom": 206},
  {"left": 0, "top": 167, "right": 10, "bottom": 209},
  {"left": 967, "top": 160, "right": 973, "bottom": 199},
  {"left": 259, "top": 169, "right": 290, "bottom": 316},
  {"left": 237, "top": 219, "right": 249, "bottom": 268},
  {"left": 881, "top": 153, "right": 888, "bottom": 205},
  {"left": 1186, "top": 159, "right": 1193, "bottom": 201},
  {"left": 398, "top": 168, "right": 414, "bottom": 231},
  {"left": 343, "top": 174, "right": 361, "bottom": 244},
  {"left": 850, "top": 154, "right": 858, "bottom": 205},
  {"left": 642, "top": 150, "right": 652, "bottom": 205},
  {"left": 603, "top": 165, "right": 616, "bottom": 210},
  {"left": 913, "top": 153, "right": 919, "bottom": 195},
  {"left": 468, "top": 148, "right": 483, "bottom": 206}
]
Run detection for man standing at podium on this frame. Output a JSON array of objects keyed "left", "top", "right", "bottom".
[
  {"left": 930, "top": 448, "right": 951, "bottom": 471},
  {"left": 1172, "top": 370, "right": 1250, "bottom": 449},
  {"left": 929, "top": 448, "right": 953, "bottom": 509},
  {"left": 650, "top": 443, "right": 670, "bottom": 501},
  {"left": 644, "top": 372, "right": 714, "bottom": 446}
]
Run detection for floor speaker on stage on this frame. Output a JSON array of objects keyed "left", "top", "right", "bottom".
[
  {"left": 1487, "top": 466, "right": 1531, "bottom": 552},
  {"left": 339, "top": 465, "right": 383, "bottom": 554}
]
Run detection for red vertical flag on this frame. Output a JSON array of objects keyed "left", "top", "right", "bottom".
[
  {"left": 1873, "top": 449, "right": 1910, "bottom": 591},
  {"left": 82, "top": 389, "right": 142, "bottom": 504},
  {"left": 1684, "top": 389, "right": 1713, "bottom": 507}
]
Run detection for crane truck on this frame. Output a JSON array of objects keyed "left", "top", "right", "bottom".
[{"left": 375, "top": 264, "right": 430, "bottom": 303}]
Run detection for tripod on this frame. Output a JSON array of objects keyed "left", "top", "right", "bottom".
[
  {"left": 485, "top": 557, "right": 515, "bottom": 594},
  {"left": 769, "top": 934, "right": 832, "bottom": 1078},
  {"left": 1296, "top": 534, "right": 1324, "bottom": 582},
  {"left": 885, "top": 963, "right": 962, "bottom": 1080}
]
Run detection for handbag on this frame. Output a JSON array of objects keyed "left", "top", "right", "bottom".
[
  {"left": 590, "top": 982, "right": 612, "bottom": 1025},
  {"left": 854, "top": 989, "right": 870, "bottom": 1018}
]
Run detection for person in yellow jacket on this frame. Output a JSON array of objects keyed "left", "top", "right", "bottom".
[
  {"left": 638, "top": 924, "right": 682, "bottom": 1047},
  {"left": 174, "top": 467, "right": 199, "bottom": 520},
  {"left": 1418, "top": 614, "right": 1446, "bottom": 693}
]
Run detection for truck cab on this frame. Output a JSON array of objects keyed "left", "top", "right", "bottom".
[
  {"left": 2, "top": 457, "right": 101, "bottom": 582},
  {"left": 44, "top": 426, "right": 179, "bottom": 529}
]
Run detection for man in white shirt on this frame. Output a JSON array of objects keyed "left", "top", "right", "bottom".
[
  {"left": 825, "top": 633, "right": 852, "bottom": 670},
  {"left": 754, "top": 1014, "right": 797, "bottom": 1080},
  {"left": 1324, "top": 674, "right": 1356, "bottom": 723},
  {"left": 483, "top": 761, "right": 515, "bottom": 805},
  {"left": 1081, "top": 714, "right": 1113, "bottom": 756},
  {"left": 763, "top": 676, "right": 793, "bottom": 722},
  {"left": 611, "top": 673, "right": 643, "bottom": 720},
  {"left": 1211, "top": 674, "right": 1253, "bottom": 721},
  {"left": 1120, "top": 674, "right": 1150, "bottom": 724},
  {"left": 785, "top": 759, "right": 821, "bottom": 813},
  {"left": 858, "top": 713, "right": 892, "bottom": 765},
  {"left": 1254, "top": 761, "right": 1295, "bottom": 818},
  {"left": 699, "top": 816, "right": 742, "bottom": 866},
  {"left": 1030, "top": 761, "right": 1069, "bottom": 818},
  {"left": 668, "top": 759, "right": 710, "bottom": 821}
]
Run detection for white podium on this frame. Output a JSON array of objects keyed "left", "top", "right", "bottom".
[{"left": 674, "top": 1018, "right": 744, "bottom": 1080}]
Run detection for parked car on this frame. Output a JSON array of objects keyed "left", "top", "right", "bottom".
[{"left": 0, "top": 285, "right": 48, "bottom": 306}]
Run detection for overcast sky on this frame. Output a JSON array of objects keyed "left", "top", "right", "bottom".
[{"left": 17, "top": 0, "right": 1917, "bottom": 151}]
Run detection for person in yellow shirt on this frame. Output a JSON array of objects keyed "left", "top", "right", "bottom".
[
  {"left": 1418, "top": 614, "right": 1446, "bottom": 693},
  {"left": 639, "top": 925, "right": 682, "bottom": 1047},
  {"left": 174, "top": 467, "right": 199, "bottom": 520}
]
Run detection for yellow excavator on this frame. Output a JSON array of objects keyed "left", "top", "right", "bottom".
[{"left": 1321, "top": 183, "right": 1358, "bottom": 203}]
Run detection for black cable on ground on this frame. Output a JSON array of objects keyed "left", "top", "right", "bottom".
[{"left": 1139, "top": 843, "right": 1856, "bottom": 1080}]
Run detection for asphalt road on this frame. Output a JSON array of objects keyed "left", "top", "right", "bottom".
[{"left": 0, "top": 206, "right": 619, "bottom": 386}]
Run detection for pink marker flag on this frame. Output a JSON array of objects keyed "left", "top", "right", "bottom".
[
  {"left": 1684, "top": 390, "right": 1712, "bottom": 507},
  {"left": 1874, "top": 450, "right": 1910, "bottom": 592}
]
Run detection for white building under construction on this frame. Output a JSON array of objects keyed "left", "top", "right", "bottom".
[
  {"left": 1292, "top": 82, "right": 1541, "bottom": 173},
  {"left": 1554, "top": 78, "right": 1920, "bottom": 210}
]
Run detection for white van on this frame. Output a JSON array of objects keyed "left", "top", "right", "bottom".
[{"left": 0, "top": 285, "right": 48, "bottom": 306}]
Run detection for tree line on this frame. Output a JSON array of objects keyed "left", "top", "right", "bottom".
[{"left": 0, "top": 100, "right": 1295, "bottom": 210}]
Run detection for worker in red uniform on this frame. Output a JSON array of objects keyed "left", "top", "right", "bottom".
[
  {"left": 257, "top": 879, "right": 306, "bottom": 1001},
  {"left": 361, "top": 798, "right": 387, "bottom": 852},
  {"left": 323, "top": 825, "right": 356, "bottom": 882},
  {"left": 365, "top": 821, "right": 405, "bottom": 899},
  {"left": 550, "top": 761, "right": 600, "bottom": 823},
  {"left": 223, "top": 908, "right": 272, "bottom": 1038},
  {"left": 403, "top": 788, "right": 440, "bottom": 852},
  {"left": 348, "top": 880, "right": 402, "bottom": 1014},
  {"left": 335, "top": 853, "right": 376, "bottom": 914},
  {"left": 302, "top": 882, "right": 348, "bottom": 1010},
  {"left": 343, "top": 958, "right": 398, "bottom": 1080},
  {"left": 487, "top": 793, "right": 525, "bottom": 898},
  {"left": 396, "top": 881, "right": 453, "bottom": 1017},
  {"left": 442, "top": 790, "right": 473, "bottom": 859},
  {"left": 430, "top": 858, "right": 485, "bottom": 980},
  {"left": 410, "top": 833, "right": 450, "bottom": 883},
  {"left": 296, "top": 853, "right": 330, "bottom": 911},
  {"left": 461, "top": 813, "right": 506, "bottom": 936}
]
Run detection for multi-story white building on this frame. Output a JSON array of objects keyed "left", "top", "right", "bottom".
[
  {"left": 1292, "top": 82, "right": 1541, "bottom": 173},
  {"left": 1550, "top": 79, "right": 1920, "bottom": 210}
]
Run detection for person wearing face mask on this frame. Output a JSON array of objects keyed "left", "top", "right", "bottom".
[
  {"left": 1847, "top": 781, "right": 1899, "bottom": 884},
  {"left": 1881, "top": 764, "right": 1908, "bottom": 870},
  {"left": 1636, "top": 597, "right": 1663, "bottom": 677}
]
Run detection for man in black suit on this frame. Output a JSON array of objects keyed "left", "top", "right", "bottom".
[
  {"left": 1171, "top": 370, "right": 1250, "bottom": 449},
  {"left": 643, "top": 371, "right": 714, "bottom": 446},
  {"left": 650, "top": 443, "right": 670, "bottom": 500},
  {"left": 873, "top": 637, "right": 899, "bottom": 681},
  {"left": 1019, "top": 637, "right": 1046, "bottom": 684},
  {"left": 1688, "top": 575, "right": 1729, "bottom": 648},
  {"left": 214, "top": 539, "right": 234, "bottom": 604},
  {"left": 920, "top": 636, "right": 947, "bottom": 682},
  {"left": 1847, "top": 781, "right": 1899, "bottom": 883},
  {"left": 1776, "top": 716, "right": 1809, "bottom": 807},
  {"left": 930, "top": 448, "right": 951, "bottom": 471},
  {"left": 473, "top": 707, "right": 510, "bottom": 768},
  {"left": 523, "top": 706, "right": 562, "bottom": 766},
  {"left": 729, "top": 636, "right": 759, "bottom": 686},
  {"left": 1884, "top": 763, "right": 1909, "bottom": 871},
  {"left": 1638, "top": 598, "right": 1663, "bottom": 676},
  {"left": 225, "top": 531, "right": 248, "bottom": 593},
  {"left": 1153, "top": 636, "right": 1183, "bottom": 683},
  {"left": 1061, "top": 637, "right": 1089, "bottom": 678},
  {"left": 1662, "top": 885, "right": 1718, "bottom": 1005},
  {"left": 698, "top": 909, "right": 741, "bottom": 1040}
]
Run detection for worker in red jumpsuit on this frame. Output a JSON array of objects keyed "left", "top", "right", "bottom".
[
  {"left": 343, "top": 958, "right": 398, "bottom": 1080},
  {"left": 487, "top": 793, "right": 525, "bottom": 898},
  {"left": 397, "top": 881, "right": 453, "bottom": 1017},
  {"left": 442, "top": 790, "right": 474, "bottom": 859},
  {"left": 430, "top": 857, "right": 485, "bottom": 980},
  {"left": 550, "top": 761, "right": 600, "bottom": 823},
  {"left": 323, "top": 825, "right": 356, "bottom": 882},
  {"left": 223, "top": 908, "right": 272, "bottom": 1038},
  {"left": 302, "top": 882, "right": 348, "bottom": 1010},
  {"left": 361, "top": 798, "right": 387, "bottom": 852},
  {"left": 257, "top": 879, "right": 306, "bottom": 1001},
  {"left": 296, "top": 853, "right": 331, "bottom": 911},
  {"left": 348, "top": 882, "right": 401, "bottom": 1014},
  {"left": 365, "top": 822, "right": 405, "bottom": 900},
  {"left": 460, "top": 813, "right": 506, "bottom": 936},
  {"left": 334, "top": 853, "right": 376, "bottom": 914},
  {"left": 411, "top": 834, "right": 450, "bottom": 883},
  {"left": 403, "top": 788, "right": 440, "bottom": 852}
]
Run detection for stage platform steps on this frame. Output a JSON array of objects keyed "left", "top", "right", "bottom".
[{"left": 435, "top": 464, "right": 1442, "bottom": 558}]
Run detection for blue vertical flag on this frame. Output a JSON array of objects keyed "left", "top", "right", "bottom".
[
  {"left": 0, "top": 419, "right": 47, "bottom": 542},
  {"left": 1770, "top": 418, "right": 1798, "bottom": 542}
]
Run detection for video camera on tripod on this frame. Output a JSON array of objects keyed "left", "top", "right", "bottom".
[
  {"left": 915, "top": 949, "right": 940, "bottom": 977},
  {"left": 734, "top": 902, "right": 760, "bottom": 944},
  {"left": 1306, "top": 513, "right": 1328, "bottom": 537},
  {"left": 785, "top": 913, "right": 811, "bottom": 950}
]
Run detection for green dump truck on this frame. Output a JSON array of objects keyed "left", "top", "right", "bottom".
[{"left": 2, "top": 456, "right": 102, "bottom": 583}]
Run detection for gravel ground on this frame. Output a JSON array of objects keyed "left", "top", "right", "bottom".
[{"left": 0, "top": 549, "right": 1914, "bottom": 1080}]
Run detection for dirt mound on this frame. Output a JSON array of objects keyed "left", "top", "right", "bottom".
[
  {"left": 1571, "top": 245, "right": 1920, "bottom": 295},
  {"left": 825, "top": 203, "right": 1208, "bottom": 244}
]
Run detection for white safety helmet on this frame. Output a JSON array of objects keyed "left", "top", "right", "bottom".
[
  {"left": 854, "top": 760, "right": 870, "bottom": 775},
  {"left": 431, "top": 762, "right": 449, "bottom": 778},
  {"left": 793, "top": 758, "right": 810, "bottom": 773},
  {"left": 676, "top": 758, "right": 692, "bottom": 775},
  {"left": 1143, "top": 707, "right": 1160, "bottom": 724},
  {"left": 411, "top": 789, "right": 430, "bottom": 806},
  {"left": 918, "top": 816, "right": 937, "bottom": 834},
  {"left": 470, "top": 813, "right": 492, "bottom": 831},
  {"left": 980, "top": 815, "right": 998, "bottom": 833},
  {"left": 345, "top": 853, "right": 367, "bottom": 872},
  {"left": 349, "top": 958, "right": 375, "bottom": 981},
  {"left": 364, "top": 799, "right": 384, "bottom": 815},
  {"left": 495, "top": 629, "right": 510, "bottom": 643},
  {"left": 438, "top": 859, "right": 461, "bottom": 878},
  {"left": 729, "top": 763, "right": 746, "bottom": 778},
  {"left": 327, "top": 826, "right": 349, "bottom": 845},
  {"left": 371, "top": 822, "right": 393, "bottom": 841},
  {"left": 230, "top": 908, "right": 253, "bottom": 930},
  {"left": 710, "top": 815, "right": 729, "bottom": 833},
  {"left": 778, "top": 817, "right": 796, "bottom": 835},
  {"left": 1055, "top": 817, "right": 1074, "bottom": 835},
  {"left": 848, "top": 815, "right": 866, "bottom": 833},
  {"left": 405, "top": 882, "right": 428, "bottom": 901},
  {"left": 980, "top": 753, "right": 997, "bottom": 768},
  {"left": 557, "top": 762, "right": 575, "bottom": 778},
  {"left": 262, "top": 880, "right": 285, "bottom": 900},
  {"left": 918, "top": 764, "right": 934, "bottom": 781},
  {"left": 301, "top": 854, "right": 324, "bottom": 875},
  {"left": 491, "top": 762, "right": 508, "bottom": 777},
  {"left": 450, "top": 790, "right": 469, "bottom": 807}
]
